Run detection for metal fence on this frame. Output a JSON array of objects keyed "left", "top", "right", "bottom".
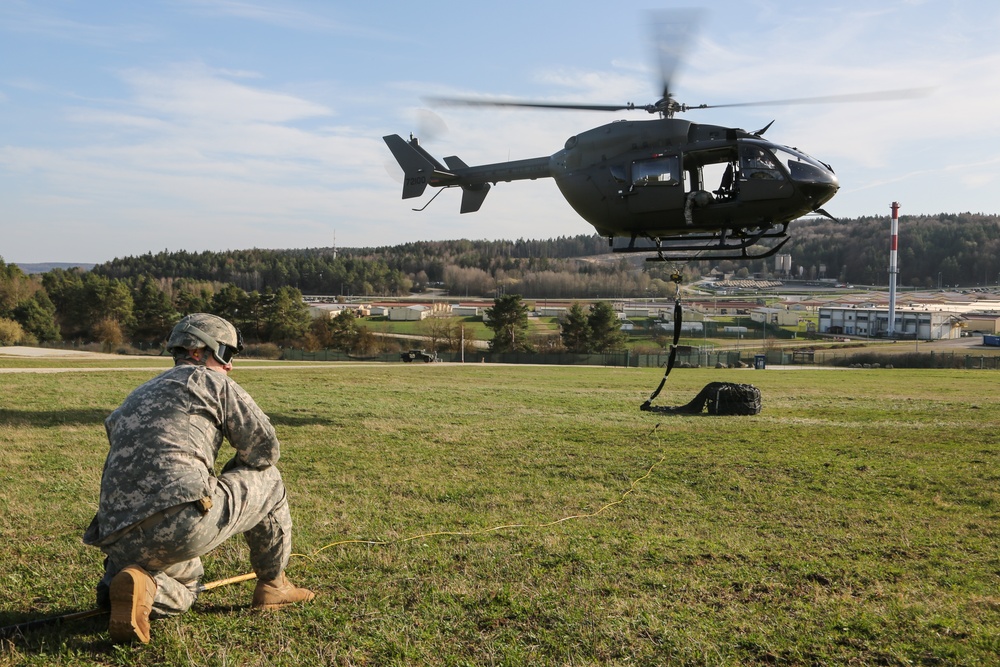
[
  {"left": 281, "top": 347, "right": 1000, "bottom": 370},
  {"left": 284, "top": 348, "right": 752, "bottom": 369}
]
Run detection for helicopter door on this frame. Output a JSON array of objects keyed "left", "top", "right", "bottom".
[
  {"left": 626, "top": 154, "right": 685, "bottom": 214},
  {"left": 737, "top": 141, "right": 794, "bottom": 202}
]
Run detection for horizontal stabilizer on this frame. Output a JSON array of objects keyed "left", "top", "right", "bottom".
[
  {"left": 445, "top": 155, "right": 491, "bottom": 213},
  {"left": 460, "top": 183, "right": 491, "bottom": 213}
]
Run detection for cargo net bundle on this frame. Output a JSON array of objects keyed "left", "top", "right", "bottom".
[
  {"left": 641, "top": 381, "right": 762, "bottom": 415},
  {"left": 641, "top": 288, "right": 761, "bottom": 416}
]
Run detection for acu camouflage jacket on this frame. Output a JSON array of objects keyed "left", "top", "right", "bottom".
[{"left": 84, "top": 364, "right": 280, "bottom": 544}]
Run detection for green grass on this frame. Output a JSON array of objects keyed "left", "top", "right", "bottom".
[
  {"left": 364, "top": 315, "right": 559, "bottom": 342},
  {"left": 364, "top": 316, "right": 494, "bottom": 341},
  {"left": 2, "top": 363, "right": 999, "bottom": 665}
]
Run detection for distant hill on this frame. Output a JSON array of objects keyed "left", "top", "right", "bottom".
[{"left": 14, "top": 262, "right": 95, "bottom": 275}]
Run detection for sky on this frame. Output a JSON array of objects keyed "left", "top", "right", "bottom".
[{"left": 2, "top": 0, "right": 999, "bottom": 264}]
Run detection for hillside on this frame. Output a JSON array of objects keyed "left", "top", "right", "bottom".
[
  {"left": 4, "top": 214, "right": 999, "bottom": 351},
  {"left": 87, "top": 213, "right": 1000, "bottom": 294},
  {"left": 13, "top": 262, "right": 96, "bottom": 275}
]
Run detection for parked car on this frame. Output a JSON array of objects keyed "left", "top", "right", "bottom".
[{"left": 400, "top": 349, "right": 438, "bottom": 363}]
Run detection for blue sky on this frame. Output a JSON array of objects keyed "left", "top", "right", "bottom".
[{"left": 1, "top": 0, "right": 998, "bottom": 263}]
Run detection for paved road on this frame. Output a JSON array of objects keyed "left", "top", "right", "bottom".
[
  {"left": 0, "top": 346, "right": 125, "bottom": 359},
  {"left": 0, "top": 346, "right": 393, "bottom": 373}
]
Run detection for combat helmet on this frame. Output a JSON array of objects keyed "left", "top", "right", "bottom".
[{"left": 167, "top": 313, "right": 244, "bottom": 364}]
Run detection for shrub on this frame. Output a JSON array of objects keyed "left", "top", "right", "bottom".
[
  {"left": 244, "top": 342, "right": 281, "bottom": 359},
  {"left": 0, "top": 317, "right": 26, "bottom": 345}
]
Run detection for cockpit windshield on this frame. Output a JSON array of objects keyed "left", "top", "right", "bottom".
[
  {"left": 739, "top": 143, "right": 783, "bottom": 181},
  {"left": 742, "top": 139, "right": 835, "bottom": 185}
]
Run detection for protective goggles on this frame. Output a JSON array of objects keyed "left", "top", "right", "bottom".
[
  {"left": 214, "top": 329, "right": 244, "bottom": 364},
  {"left": 179, "top": 322, "right": 244, "bottom": 364}
]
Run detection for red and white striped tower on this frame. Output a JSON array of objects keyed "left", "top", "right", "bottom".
[{"left": 888, "top": 202, "right": 900, "bottom": 337}]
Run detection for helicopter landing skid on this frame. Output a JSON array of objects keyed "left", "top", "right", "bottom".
[{"left": 613, "top": 225, "right": 789, "bottom": 262}]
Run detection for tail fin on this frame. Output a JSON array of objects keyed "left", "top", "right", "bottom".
[
  {"left": 444, "top": 156, "right": 491, "bottom": 213},
  {"left": 383, "top": 134, "right": 454, "bottom": 199}
]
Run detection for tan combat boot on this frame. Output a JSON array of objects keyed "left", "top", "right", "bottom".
[
  {"left": 251, "top": 572, "right": 315, "bottom": 611},
  {"left": 108, "top": 565, "right": 157, "bottom": 644}
]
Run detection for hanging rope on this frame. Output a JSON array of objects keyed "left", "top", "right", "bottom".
[
  {"left": 639, "top": 271, "right": 763, "bottom": 416},
  {"left": 641, "top": 271, "right": 684, "bottom": 411}
]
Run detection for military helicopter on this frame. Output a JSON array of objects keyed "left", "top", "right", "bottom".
[{"left": 383, "top": 13, "right": 922, "bottom": 262}]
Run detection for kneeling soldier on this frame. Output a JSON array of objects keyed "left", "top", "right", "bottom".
[{"left": 83, "top": 313, "right": 314, "bottom": 644}]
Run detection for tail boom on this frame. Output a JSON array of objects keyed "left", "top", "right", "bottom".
[{"left": 383, "top": 134, "right": 553, "bottom": 213}]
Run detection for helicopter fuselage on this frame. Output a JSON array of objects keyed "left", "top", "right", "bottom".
[{"left": 384, "top": 117, "right": 839, "bottom": 258}]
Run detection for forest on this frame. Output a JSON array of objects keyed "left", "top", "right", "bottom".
[
  {"left": 2, "top": 212, "right": 998, "bottom": 350},
  {"left": 783, "top": 212, "right": 1000, "bottom": 288}
]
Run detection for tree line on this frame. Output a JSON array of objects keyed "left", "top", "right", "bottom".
[
  {"left": 0, "top": 259, "right": 315, "bottom": 350},
  {"left": 3, "top": 211, "right": 998, "bottom": 349},
  {"left": 782, "top": 212, "right": 1000, "bottom": 288},
  {"left": 89, "top": 214, "right": 1000, "bottom": 298}
]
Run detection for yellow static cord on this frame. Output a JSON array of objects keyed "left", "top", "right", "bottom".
[{"left": 294, "top": 426, "right": 665, "bottom": 561}]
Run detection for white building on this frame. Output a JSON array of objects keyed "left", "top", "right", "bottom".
[
  {"left": 308, "top": 304, "right": 349, "bottom": 319},
  {"left": 818, "top": 305, "right": 963, "bottom": 340},
  {"left": 656, "top": 321, "right": 704, "bottom": 333},
  {"left": 308, "top": 303, "right": 371, "bottom": 319},
  {"left": 750, "top": 307, "right": 800, "bottom": 327},
  {"left": 388, "top": 305, "right": 430, "bottom": 321}
]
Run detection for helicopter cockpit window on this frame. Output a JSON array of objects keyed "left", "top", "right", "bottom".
[
  {"left": 769, "top": 145, "right": 836, "bottom": 184},
  {"left": 631, "top": 155, "right": 680, "bottom": 187},
  {"left": 740, "top": 145, "right": 783, "bottom": 181}
]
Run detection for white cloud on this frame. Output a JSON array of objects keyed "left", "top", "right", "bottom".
[
  {"left": 0, "top": 2, "right": 156, "bottom": 46},
  {"left": 179, "top": 0, "right": 399, "bottom": 41},
  {"left": 120, "top": 64, "right": 332, "bottom": 124}
]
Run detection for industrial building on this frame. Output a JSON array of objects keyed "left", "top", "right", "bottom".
[
  {"left": 818, "top": 305, "right": 964, "bottom": 340},
  {"left": 963, "top": 312, "right": 1000, "bottom": 334}
]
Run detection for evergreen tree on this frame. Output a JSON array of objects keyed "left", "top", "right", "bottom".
[
  {"left": 173, "top": 279, "right": 213, "bottom": 315},
  {"left": 262, "top": 286, "right": 311, "bottom": 343},
  {"left": 560, "top": 302, "right": 593, "bottom": 352},
  {"left": 485, "top": 294, "right": 533, "bottom": 353},
  {"left": 327, "top": 309, "right": 362, "bottom": 351},
  {"left": 14, "top": 292, "right": 61, "bottom": 343},
  {"left": 92, "top": 278, "right": 136, "bottom": 335},
  {"left": 131, "top": 275, "right": 179, "bottom": 344},
  {"left": 42, "top": 268, "right": 88, "bottom": 339},
  {"left": 211, "top": 283, "right": 247, "bottom": 329},
  {"left": 588, "top": 301, "right": 627, "bottom": 351}
]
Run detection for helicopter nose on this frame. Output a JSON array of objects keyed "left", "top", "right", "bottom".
[
  {"left": 788, "top": 160, "right": 838, "bottom": 206},
  {"left": 799, "top": 170, "right": 839, "bottom": 206}
]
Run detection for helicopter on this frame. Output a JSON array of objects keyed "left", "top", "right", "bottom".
[{"left": 383, "top": 13, "right": 922, "bottom": 262}]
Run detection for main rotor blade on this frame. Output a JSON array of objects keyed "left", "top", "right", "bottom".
[
  {"left": 697, "top": 87, "right": 932, "bottom": 110},
  {"left": 426, "top": 96, "right": 636, "bottom": 113},
  {"left": 648, "top": 9, "right": 702, "bottom": 101}
]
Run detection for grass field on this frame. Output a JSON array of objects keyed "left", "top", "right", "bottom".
[{"left": 1, "top": 361, "right": 998, "bottom": 666}]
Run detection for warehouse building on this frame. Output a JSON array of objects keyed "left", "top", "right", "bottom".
[{"left": 818, "top": 305, "right": 964, "bottom": 340}]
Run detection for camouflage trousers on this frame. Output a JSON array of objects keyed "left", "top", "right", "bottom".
[{"left": 95, "top": 465, "right": 292, "bottom": 617}]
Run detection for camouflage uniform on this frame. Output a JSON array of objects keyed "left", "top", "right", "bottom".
[{"left": 83, "top": 364, "right": 292, "bottom": 617}]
